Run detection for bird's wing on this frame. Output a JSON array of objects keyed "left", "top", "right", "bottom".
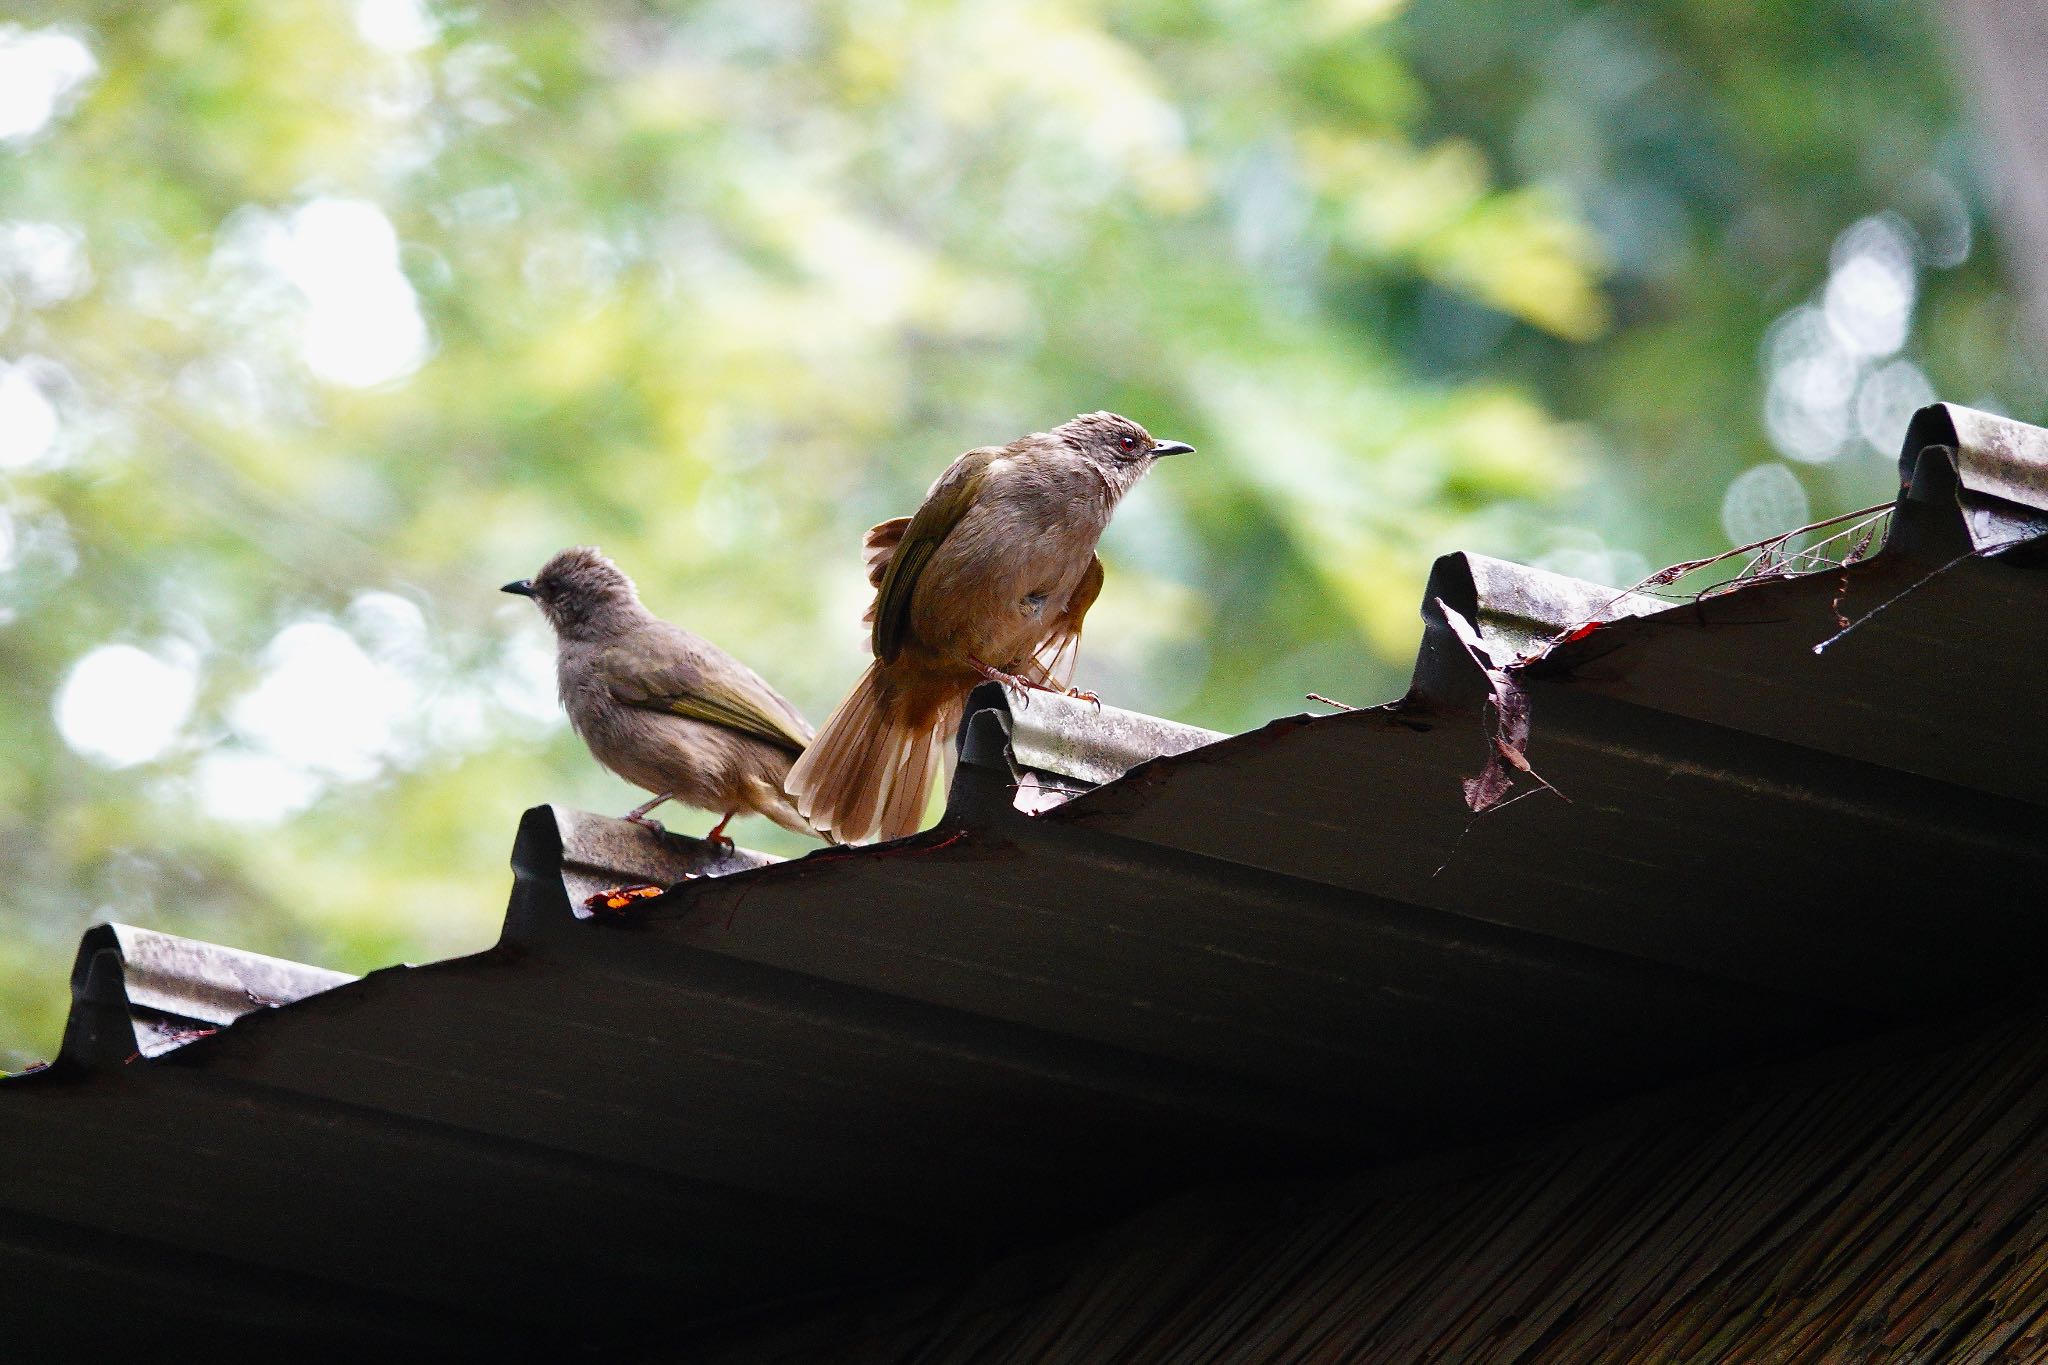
[
  {"left": 1021, "top": 553, "right": 1103, "bottom": 690},
  {"left": 860, "top": 516, "right": 912, "bottom": 628},
  {"left": 864, "top": 516, "right": 911, "bottom": 587},
  {"left": 599, "top": 628, "right": 813, "bottom": 756},
  {"left": 871, "top": 448, "right": 1000, "bottom": 663}
]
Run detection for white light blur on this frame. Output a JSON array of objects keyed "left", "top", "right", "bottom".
[
  {"left": 1762, "top": 305, "right": 1857, "bottom": 464},
  {"left": 364, "top": 59, "right": 435, "bottom": 131},
  {"left": 1855, "top": 358, "right": 1936, "bottom": 453},
  {"left": 1, "top": 505, "right": 75, "bottom": 585},
  {"left": 1535, "top": 529, "right": 1650, "bottom": 590},
  {"left": 449, "top": 183, "right": 521, "bottom": 228},
  {"left": 0, "top": 220, "right": 91, "bottom": 305},
  {"left": 492, "top": 628, "right": 563, "bottom": 727},
  {"left": 346, "top": 589, "right": 429, "bottom": 661},
  {"left": 355, "top": 0, "right": 439, "bottom": 53},
  {"left": 231, "top": 619, "right": 419, "bottom": 781},
  {"left": 0, "top": 505, "right": 14, "bottom": 572},
  {"left": 0, "top": 363, "right": 59, "bottom": 469},
  {"left": 192, "top": 749, "right": 324, "bottom": 826},
  {"left": 1823, "top": 216, "right": 1916, "bottom": 358},
  {"left": 1761, "top": 215, "right": 1924, "bottom": 466},
  {"left": 443, "top": 42, "right": 519, "bottom": 125},
  {"left": 1721, "top": 463, "right": 1810, "bottom": 548},
  {"left": 268, "top": 198, "right": 429, "bottom": 388},
  {"left": 0, "top": 27, "right": 96, "bottom": 143},
  {"left": 425, "top": 683, "right": 494, "bottom": 752},
  {"left": 173, "top": 354, "right": 272, "bottom": 429},
  {"left": 54, "top": 643, "right": 199, "bottom": 768},
  {"left": 794, "top": 216, "right": 919, "bottom": 328}
]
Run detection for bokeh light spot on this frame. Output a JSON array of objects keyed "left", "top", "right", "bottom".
[
  {"left": 355, "top": 0, "right": 438, "bottom": 54},
  {"left": 269, "top": 198, "right": 430, "bottom": 388},
  {"left": 54, "top": 643, "right": 198, "bottom": 769},
  {"left": 193, "top": 750, "right": 325, "bottom": 826},
  {"left": 1824, "top": 216, "right": 1916, "bottom": 359},
  {"left": 1855, "top": 359, "right": 1936, "bottom": 453},
  {"left": 0, "top": 27, "right": 96, "bottom": 143},
  {"left": 0, "top": 221, "right": 92, "bottom": 305},
  {"left": 232, "top": 619, "right": 419, "bottom": 781},
  {"left": 0, "top": 363, "right": 59, "bottom": 470},
  {"left": 1721, "top": 463, "right": 1810, "bottom": 548}
]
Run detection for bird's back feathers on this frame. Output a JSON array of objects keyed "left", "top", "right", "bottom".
[{"left": 594, "top": 622, "right": 813, "bottom": 756}]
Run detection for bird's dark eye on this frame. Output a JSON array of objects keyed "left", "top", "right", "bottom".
[{"left": 1118, "top": 434, "right": 1139, "bottom": 453}]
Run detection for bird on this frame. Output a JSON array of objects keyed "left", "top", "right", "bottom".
[
  {"left": 503, "top": 547, "right": 819, "bottom": 844},
  {"left": 784, "top": 411, "right": 1192, "bottom": 844}
]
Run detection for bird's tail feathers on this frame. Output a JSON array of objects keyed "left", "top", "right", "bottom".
[
  {"left": 744, "top": 775, "right": 827, "bottom": 841},
  {"left": 785, "top": 664, "right": 959, "bottom": 844}
]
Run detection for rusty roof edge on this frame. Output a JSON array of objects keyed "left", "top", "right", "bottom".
[
  {"left": 1407, "top": 552, "right": 1668, "bottom": 702},
  {"left": 947, "top": 557, "right": 1601, "bottom": 810},
  {"left": 1422, "top": 406, "right": 2048, "bottom": 684},
  {"left": 1471, "top": 404, "right": 2048, "bottom": 682}
]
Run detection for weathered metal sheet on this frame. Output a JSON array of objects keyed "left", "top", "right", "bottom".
[
  {"left": 1901, "top": 401, "right": 2048, "bottom": 550},
  {"left": 540, "top": 804, "right": 776, "bottom": 927},
  {"left": 997, "top": 688, "right": 1226, "bottom": 790},
  {"left": 108, "top": 924, "right": 357, "bottom": 1040}
]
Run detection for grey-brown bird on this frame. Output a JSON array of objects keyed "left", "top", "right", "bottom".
[
  {"left": 785, "top": 412, "right": 1192, "bottom": 844},
  {"left": 503, "top": 547, "right": 818, "bottom": 844}
]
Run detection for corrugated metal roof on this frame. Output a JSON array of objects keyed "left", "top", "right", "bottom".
[
  {"left": 3, "top": 401, "right": 2045, "bottom": 1357},
  {"left": 683, "top": 992, "right": 2048, "bottom": 1364}
]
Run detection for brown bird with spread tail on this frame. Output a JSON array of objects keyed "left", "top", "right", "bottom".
[
  {"left": 785, "top": 412, "right": 1193, "bottom": 844},
  {"left": 504, "top": 547, "right": 818, "bottom": 844}
]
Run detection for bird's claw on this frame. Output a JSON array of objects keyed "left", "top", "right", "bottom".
[
  {"left": 969, "top": 658, "right": 1036, "bottom": 706},
  {"left": 624, "top": 813, "right": 667, "bottom": 836},
  {"left": 1064, "top": 686, "right": 1102, "bottom": 709}
]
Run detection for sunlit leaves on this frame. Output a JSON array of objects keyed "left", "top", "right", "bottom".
[{"left": 1307, "top": 132, "right": 1607, "bottom": 338}]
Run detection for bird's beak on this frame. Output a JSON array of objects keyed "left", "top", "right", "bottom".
[
  {"left": 500, "top": 579, "right": 537, "bottom": 598},
  {"left": 1150, "top": 439, "right": 1195, "bottom": 457}
]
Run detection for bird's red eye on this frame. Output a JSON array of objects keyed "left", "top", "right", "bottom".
[{"left": 1119, "top": 434, "right": 1139, "bottom": 452}]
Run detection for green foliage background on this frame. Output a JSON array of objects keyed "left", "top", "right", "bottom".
[{"left": 0, "top": 0, "right": 2034, "bottom": 1064}]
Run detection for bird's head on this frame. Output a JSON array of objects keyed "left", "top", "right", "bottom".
[
  {"left": 1052, "top": 411, "right": 1194, "bottom": 493},
  {"left": 502, "top": 546, "right": 643, "bottom": 637}
]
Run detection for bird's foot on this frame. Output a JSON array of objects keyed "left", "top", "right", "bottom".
[
  {"left": 584, "top": 883, "right": 677, "bottom": 915},
  {"left": 1063, "top": 686, "right": 1102, "bottom": 709},
  {"left": 704, "top": 812, "right": 737, "bottom": 850},
  {"left": 622, "top": 789, "right": 679, "bottom": 834},
  {"left": 968, "top": 657, "right": 1039, "bottom": 706},
  {"left": 623, "top": 792, "right": 674, "bottom": 833}
]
